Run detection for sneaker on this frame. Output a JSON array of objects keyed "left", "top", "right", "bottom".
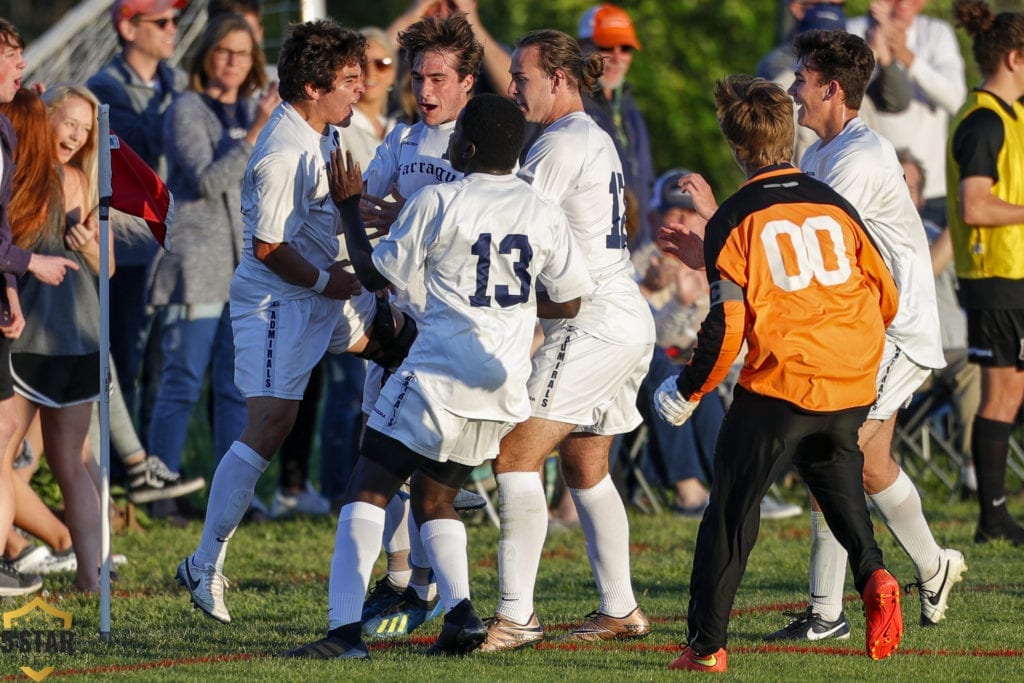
[
  {"left": 127, "top": 456, "right": 206, "bottom": 504},
  {"left": 363, "top": 584, "right": 442, "bottom": 638},
  {"left": 974, "top": 520, "right": 1024, "bottom": 546},
  {"left": 176, "top": 556, "right": 231, "bottom": 624},
  {"left": 11, "top": 546, "right": 77, "bottom": 575},
  {"left": 478, "top": 613, "right": 544, "bottom": 653},
  {"left": 560, "top": 606, "right": 651, "bottom": 642},
  {"left": 426, "top": 599, "right": 487, "bottom": 656},
  {"left": 270, "top": 481, "right": 331, "bottom": 518},
  {"left": 0, "top": 559, "right": 42, "bottom": 596},
  {"left": 361, "top": 576, "right": 406, "bottom": 623},
  {"left": 763, "top": 607, "right": 850, "bottom": 641},
  {"left": 282, "top": 623, "right": 369, "bottom": 660},
  {"left": 909, "top": 548, "right": 967, "bottom": 626},
  {"left": 453, "top": 487, "right": 488, "bottom": 511},
  {"left": 760, "top": 494, "right": 803, "bottom": 520},
  {"left": 668, "top": 645, "right": 728, "bottom": 673},
  {"left": 671, "top": 501, "right": 708, "bottom": 519},
  {"left": 862, "top": 568, "right": 903, "bottom": 660}
]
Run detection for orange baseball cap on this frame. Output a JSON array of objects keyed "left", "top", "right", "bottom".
[
  {"left": 112, "top": 0, "right": 188, "bottom": 27},
  {"left": 578, "top": 3, "right": 642, "bottom": 51}
]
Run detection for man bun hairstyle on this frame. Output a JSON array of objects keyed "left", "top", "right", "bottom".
[
  {"left": 515, "top": 29, "right": 604, "bottom": 93},
  {"left": 953, "top": 0, "right": 1024, "bottom": 78},
  {"left": 460, "top": 93, "right": 526, "bottom": 170}
]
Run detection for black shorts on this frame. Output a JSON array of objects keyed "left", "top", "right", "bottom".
[
  {"left": 11, "top": 352, "right": 101, "bottom": 407},
  {"left": 966, "top": 309, "right": 1024, "bottom": 369},
  {"left": 362, "top": 427, "right": 475, "bottom": 489},
  {"left": 0, "top": 337, "right": 12, "bottom": 401}
]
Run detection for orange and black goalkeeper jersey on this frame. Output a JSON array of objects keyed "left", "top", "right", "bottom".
[{"left": 677, "top": 165, "right": 899, "bottom": 413}]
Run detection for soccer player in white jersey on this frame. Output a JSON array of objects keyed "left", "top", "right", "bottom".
[
  {"left": 479, "top": 29, "right": 656, "bottom": 652},
  {"left": 354, "top": 13, "right": 485, "bottom": 639},
  {"left": 285, "top": 93, "right": 592, "bottom": 659},
  {"left": 760, "top": 29, "right": 965, "bottom": 640},
  {"left": 175, "top": 20, "right": 412, "bottom": 625}
]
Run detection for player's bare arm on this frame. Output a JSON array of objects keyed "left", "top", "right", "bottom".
[
  {"left": 252, "top": 237, "right": 362, "bottom": 300},
  {"left": 329, "top": 148, "right": 391, "bottom": 292},
  {"left": 536, "top": 290, "right": 581, "bottom": 319}
]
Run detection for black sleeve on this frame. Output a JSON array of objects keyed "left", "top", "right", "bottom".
[
  {"left": 952, "top": 108, "right": 1004, "bottom": 182},
  {"left": 338, "top": 196, "right": 390, "bottom": 291}
]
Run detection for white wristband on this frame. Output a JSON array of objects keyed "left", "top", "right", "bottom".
[{"left": 311, "top": 269, "right": 330, "bottom": 294}]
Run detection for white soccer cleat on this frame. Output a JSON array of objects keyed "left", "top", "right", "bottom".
[
  {"left": 176, "top": 556, "right": 231, "bottom": 624},
  {"left": 915, "top": 547, "right": 967, "bottom": 626}
]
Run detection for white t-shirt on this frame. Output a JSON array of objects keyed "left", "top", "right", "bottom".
[
  {"left": 372, "top": 172, "right": 593, "bottom": 421},
  {"left": 231, "top": 102, "right": 367, "bottom": 312},
  {"left": 363, "top": 120, "right": 462, "bottom": 322},
  {"left": 519, "top": 111, "right": 654, "bottom": 346},
  {"left": 801, "top": 117, "right": 945, "bottom": 369}
]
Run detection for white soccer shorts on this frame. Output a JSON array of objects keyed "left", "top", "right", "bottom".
[
  {"left": 528, "top": 321, "right": 653, "bottom": 435},
  {"left": 868, "top": 340, "right": 931, "bottom": 421},
  {"left": 367, "top": 370, "right": 515, "bottom": 467}
]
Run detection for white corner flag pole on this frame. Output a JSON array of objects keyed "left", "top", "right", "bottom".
[{"left": 98, "top": 104, "right": 113, "bottom": 642}]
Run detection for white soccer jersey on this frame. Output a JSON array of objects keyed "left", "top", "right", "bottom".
[
  {"left": 363, "top": 120, "right": 462, "bottom": 322},
  {"left": 371, "top": 173, "right": 593, "bottom": 422},
  {"left": 518, "top": 111, "right": 655, "bottom": 345},
  {"left": 232, "top": 103, "right": 346, "bottom": 307},
  {"left": 801, "top": 117, "right": 945, "bottom": 369}
]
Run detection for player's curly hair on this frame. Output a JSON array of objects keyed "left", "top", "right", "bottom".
[
  {"left": 459, "top": 94, "right": 525, "bottom": 171},
  {"left": 793, "top": 29, "right": 874, "bottom": 110},
  {"left": 278, "top": 19, "right": 366, "bottom": 103},
  {"left": 514, "top": 29, "right": 604, "bottom": 93},
  {"left": 398, "top": 12, "right": 483, "bottom": 81},
  {"left": 954, "top": 0, "right": 1024, "bottom": 78},
  {"left": 714, "top": 75, "right": 794, "bottom": 172}
]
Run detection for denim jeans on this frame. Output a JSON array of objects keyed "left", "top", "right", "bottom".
[
  {"left": 318, "top": 352, "right": 367, "bottom": 502},
  {"left": 148, "top": 303, "right": 245, "bottom": 474},
  {"left": 109, "top": 264, "right": 160, "bottom": 448}
]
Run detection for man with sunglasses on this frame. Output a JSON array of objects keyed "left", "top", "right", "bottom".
[
  {"left": 577, "top": 3, "right": 654, "bottom": 227},
  {"left": 87, "top": 0, "right": 191, "bottom": 509}
]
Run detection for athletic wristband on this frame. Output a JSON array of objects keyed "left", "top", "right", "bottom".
[{"left": 311, "top": 269, "right": 330, "bottom": 294}]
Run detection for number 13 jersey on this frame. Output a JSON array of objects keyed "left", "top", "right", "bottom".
[
  {"left": 518, "top": 112, "right": 655, "bottom": 346},
  {"left": 678, "top": 165, "right": 899, "bottom": 413}
]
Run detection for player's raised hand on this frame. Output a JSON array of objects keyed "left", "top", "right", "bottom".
[
  {"left": 321, "top": 260, "right": 363, "bottom": 300},
  {"left": 676, "top": 172, "right": 718, "bottom": 221},
  {"left": 328, "top": 148, "right": 363, "bottom": 205},
  {"left": 659, "top": 224, "right": 706, "bottom": 271},
  {"left": 360, "top": 183, "right": 406, "bottom": 238},
  {"left": 27, "top": 253, "right": 79, "bottom": 286}
]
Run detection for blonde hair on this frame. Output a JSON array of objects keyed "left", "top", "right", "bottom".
[
  {"left": 714, "top": 75, "right": 794, "bottom": 172},
  {"left": 42, "top": 84, "right": 101, "bottom": 212}
]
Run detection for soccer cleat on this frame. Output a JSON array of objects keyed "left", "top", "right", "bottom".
[
  {"left": 862, "top": 568, "right": 903, "bottom": 660},
  {"left": 453, "top": 487, "right": 488, "bottom": 511},
  {"left": 759, "top": 494, "right": 803, "bottom": 520},
  {"left": 560, "top": 605, "right": 651, "bottom": 642},
  {"left": 0, "top": 559, "right": 42, "bottom": 597},
  {"left": 363, "top": 585, "right": 442, "bottom": 638},
  {"left": 282, "top": 623, "right": 369, "bottom": 660},
  {"left": 478, "top": 613, "right": 545, "bottom": 653},
  {"left": 270, "top": 481, "right": 331, "bottom": 518},
  {"left": 11, "top": 545, "right": 78, "bottom": 575},
  {"left": 360, "top": 576, "right": 405, "bottom": 623},
  {"left": 425, "top": 598, "right": 487, "bottom": 656},
  {"left": 127, "top": 456, "right": 206, "bottom": 504},
  {"left": 668, "top": 646, "right": 728, "bottom": 673},
  {"left": 176, "top": 556, "right": 231, "bottom": 624},
  {"left": 909, "top": 548, "right": 967, "bottom": 626},
  {"left": 763, "top": 607, "right": 851, "bottom": 641}
]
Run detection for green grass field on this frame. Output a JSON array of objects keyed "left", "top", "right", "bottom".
[{"left": 2, "top": 481, "right": 1022, "bottom": 682}]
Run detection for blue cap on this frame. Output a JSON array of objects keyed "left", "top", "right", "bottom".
[{"left": 798, "top": 3, "right": 846, "bottom": 34}]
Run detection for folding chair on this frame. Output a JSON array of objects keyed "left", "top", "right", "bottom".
[{"left": 892, "top": 380, "right": 968, "bottom": 498}]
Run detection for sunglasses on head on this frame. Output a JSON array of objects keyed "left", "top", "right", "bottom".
[
  {"left": 134, "top": 14, "right": 180, "bottom": 29},
  {"left": 370, "top": 57, "right": 394, "bottom": 70}
]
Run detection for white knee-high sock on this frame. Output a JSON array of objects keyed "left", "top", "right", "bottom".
[
  {"left": 570, "top": 474, "right": 636, "bottom": 617},
  {"left": 869, "top": 468, "right": 942, "bottom": 581},
  {"left": 328, "top": 501, "right": 386, "bottom": 630},
  {"left": 383, "top": 493, "right": 412, "bottom": 588},
  {"left": 420, "top": 518, "right": 469, "bottom": 612},
  {"left": 495, "top": 471, "right": 547, "bottom": 624},
  {"left": 809, "top": 510, "right": 847, "bottom": 621},
  {"left": 194, "top": 441, "right": 268, "bottom": 570}
]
